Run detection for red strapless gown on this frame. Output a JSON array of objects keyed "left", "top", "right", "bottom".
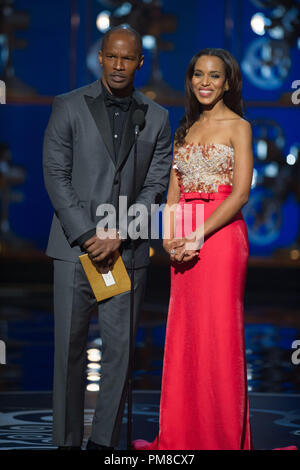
[{"left": 132, "top": 185, "right": 297, "bottom": 451}]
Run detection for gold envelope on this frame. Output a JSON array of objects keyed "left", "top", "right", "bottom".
[{"left": 79, "top": 250, "right": 131, "bottom": 302}]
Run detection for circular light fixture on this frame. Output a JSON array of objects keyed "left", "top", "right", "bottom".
[
  {"left": 87, "top": 373, "right": 101, "bottom": 382},
  {"left": 88, "top": 353, "right": 101, "bottom": 362},
  {"left": 256, "top": 139, "right": 268, "bottom": 160},
  {"left": 269, "top": 26, "right": 284, "bottom": 40},
  {"left": 114, "top": 2, "right": 132, "bottom": 17},
  {"left": 87, "top": 348, "right": 101, "bottom": 362},
  {"left": 87, "top": 348, "right": 100, "bottom": 355},
  {"left": 142, "top": 35, "right": 156, "bottom": 50},
  {"left": 96, "top": 11, "right": 110, "bottom": 32},
  {"left": 286, "top": 153, "right": 296, "bottom": 165},
  {"left": 88, "top": 362, "right": 101, "bottom": 370},
  {"left": 264, "top": 162, "right": 278, "bottom": 178},
  {"left": 87, "top": 383, "right": 100, "bottom": 392},
  {"left": 251, "top": 12, "right": 271, "bottom": 36}
]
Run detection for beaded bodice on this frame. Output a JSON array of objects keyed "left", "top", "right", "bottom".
[{"left": 173, "top": 142, "right": 234, "bottom": 193}]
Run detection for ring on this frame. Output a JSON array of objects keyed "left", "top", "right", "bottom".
[{"left": 170, "top": 249, "right": 176, "bottom": 255}]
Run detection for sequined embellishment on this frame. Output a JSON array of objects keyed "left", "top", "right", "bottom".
[{"left": 173, "top": 142, "right": 234, "bottom": 193}]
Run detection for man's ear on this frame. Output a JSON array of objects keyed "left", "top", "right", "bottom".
[
  {"left": 98, "top": 50, "right": 103, "bottom": 67},
  {"left": 137, "top": 55, "right": 145, "bottom": 70}
]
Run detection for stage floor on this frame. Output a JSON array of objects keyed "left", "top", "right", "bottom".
[
  {"left": 0, "top": 390, "right": 299, "bottom": 450},
  {"left": 1, "top": 260, "right": 300, "bottom": 451}
]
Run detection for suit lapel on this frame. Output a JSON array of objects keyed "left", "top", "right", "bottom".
[
  {"left": 116, "top": 97, "right": 148, "bottom": 172},
  {"left": 84, "top": 83, "right": 149, "bottom": 171},
  {"left": 84, "top": 91, "right": 115, "bottom": 166}
]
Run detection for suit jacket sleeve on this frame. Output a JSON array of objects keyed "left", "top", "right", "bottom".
[
  {"left": 134, "top": 109, "right": 172, "bottom": 230},
  {"left": 43, "top": 96, "right": 95, "bottom": 247}
]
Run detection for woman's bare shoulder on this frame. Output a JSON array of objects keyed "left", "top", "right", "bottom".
[
  {"left": 231, "top": 117, "right": 252, "bottom": 134},
  {"left": 230, "top": 118, "right": 252, "bottom": 148}
]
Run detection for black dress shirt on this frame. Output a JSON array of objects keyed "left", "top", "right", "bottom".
[{"left": 101, "top": 82, "right": 132, "bottom": 161}]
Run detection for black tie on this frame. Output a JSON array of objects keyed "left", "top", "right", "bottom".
[{"left": 104, "top": 93, "right": 132, "bottom": 112}]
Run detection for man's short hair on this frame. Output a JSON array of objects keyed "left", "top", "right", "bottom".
[{"left": 101, "top": 25, "right": 143, "bottom": 57}]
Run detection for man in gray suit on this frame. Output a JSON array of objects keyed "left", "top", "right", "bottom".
[{"left": 43, "top": 25, "right": 172, "bottom": 450}]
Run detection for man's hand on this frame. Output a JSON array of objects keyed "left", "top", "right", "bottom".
[
  {"left": 83, "top": 228, "right": 122, "bottom": 263},
  {"left": 94, "top": 256, "right": 115, "bottom": 274}
]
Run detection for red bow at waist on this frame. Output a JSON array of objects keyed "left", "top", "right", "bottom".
[{"left": 180, "top": 184, "right": 233, "bottom": 202}]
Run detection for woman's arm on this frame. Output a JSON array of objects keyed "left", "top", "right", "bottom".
[
  {"left": 162, "top": 154, "right": 187, "bottom": 260},
  {"left": 163, "top": 166, "right": 180, "bottom": 239},
  {"left": 192, "top": 119, "right": 253, "bottom": 247}
]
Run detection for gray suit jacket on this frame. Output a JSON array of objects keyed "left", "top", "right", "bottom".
[{"left": 43, "top": 79, "right": 172, "bottom": 268}]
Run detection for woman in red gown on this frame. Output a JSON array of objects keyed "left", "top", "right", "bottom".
[{"left": 132, "top": 48, "right": 297, "bottom": 450}]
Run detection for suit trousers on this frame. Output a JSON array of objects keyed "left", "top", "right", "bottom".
[{"left": 52, "top": 258, "right": 147, "bottom": 447}]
